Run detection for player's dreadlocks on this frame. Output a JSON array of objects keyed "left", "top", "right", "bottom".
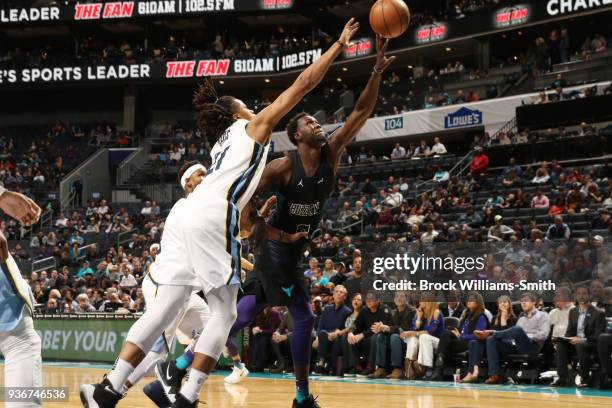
[
  {"left": 286, "top": 112, "right": 309, "bottom": 145},
  {"left": 193, "top": 77, "right": 236, "bottom": 143}
]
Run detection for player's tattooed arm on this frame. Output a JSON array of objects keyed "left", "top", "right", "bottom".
[
  {"left": 328, "top": 35, "right": 396, "bottom": 170},
  {"left": 246, "top": 18, "right": 359, "bottom": 145}
]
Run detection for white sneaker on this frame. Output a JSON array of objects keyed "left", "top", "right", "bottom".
[{"left": 224, "top": 365, "right": 249, "bottom": 384}]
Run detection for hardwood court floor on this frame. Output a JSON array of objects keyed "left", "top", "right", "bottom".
[{"left": 1, "top": 363, "right": 612, "bottom": 408}]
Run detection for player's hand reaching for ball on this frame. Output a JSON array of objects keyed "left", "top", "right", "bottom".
[
  {"left": 0, "top": 191, "right": 41, "bottom": 226},
  {"left": 338, "top": 18, "right": 360, "bottom": 48},
  {"left": 374, "top": 34, "right": 396, "bottom": 74}
]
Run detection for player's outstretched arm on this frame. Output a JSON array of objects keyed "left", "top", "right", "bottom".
[
  {"left": 328, "top": 35, "right": 395, "bottom": 169},
  {"left": 246, "top": 18, "right": 360, "bottom": 145},
  {"left": 0, "top": 188, "right": 41, "bottom": 226}
]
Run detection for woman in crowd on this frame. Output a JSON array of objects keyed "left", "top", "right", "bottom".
[
  {"left": 429, "top": 292, "right": 489, "bottom": 380},
  {"left": 461, "top": 295, "right": 517, "bottom": 383},
  {"left": 339, "top": 293, "right": 364, "bottom": 375},
  {"left": 404, "top": 298, "right": 444, "bottom": 379}
]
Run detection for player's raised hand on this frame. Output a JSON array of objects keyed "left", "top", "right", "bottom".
[
  {"left": 259, "top": 195, "right": 277, "bottom": 219},
  {"left": 338, "top": 18, "right": 360, "bottom": 48},
  {"left": 374, "top": 34, "right": 396, "bottom": 73},
  {"left": 0, "top": 191, "right": 41, "bottom": 226}
]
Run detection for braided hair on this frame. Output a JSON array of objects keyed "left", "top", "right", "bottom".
[{"left": 192, "top": 78, "right": 237, "bottom": 143}]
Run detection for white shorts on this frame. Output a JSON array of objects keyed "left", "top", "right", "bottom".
[
  {"left": 0, "top": 309, "right": 42, "bottom": 407},
  {"left": 142, "top": 274, "right": 210, "bottom": 348}
]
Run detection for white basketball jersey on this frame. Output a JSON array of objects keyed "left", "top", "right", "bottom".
[{"left": 191, "top": 118, "right": 269, "bottom": 211}]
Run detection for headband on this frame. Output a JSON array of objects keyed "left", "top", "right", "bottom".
[{"left": 180, "top": 164, "right": 207, "bottom": 189}]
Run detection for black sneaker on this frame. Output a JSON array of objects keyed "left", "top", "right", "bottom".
[
  {"left": 343, "top": 368, "right": 357, "bottom": 377},
  {"left": 143, "top": 380, "right": 172, "bottom": 408},
  {"left": 79, "top": 378, "right": 122, "bottom": 408},
  {"left": 171, "top": 393, "right": 199, "bottom": 408},
  {"left": 292, "top": 394, "right": 321, "bottom": 408},
  {"left": 155, "top": 360, "right": 187, "bottom": 403}
]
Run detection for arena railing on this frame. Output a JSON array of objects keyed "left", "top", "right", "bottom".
[
  {"left": 117, "top": 228, "right": 138, "bottom": 247},
  {"left": 31, "top": 256, "right": 56, "bottom": 274}
]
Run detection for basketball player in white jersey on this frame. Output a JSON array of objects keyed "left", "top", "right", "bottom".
[
  {"left": 0, "top": 187, "right": 42, "bottom": 408},
  {"left": 80, "top": 18, "right": 359, "bottom": 408},
  {"left": 119, "top": 161, "right": 211, "bottom": 394}
]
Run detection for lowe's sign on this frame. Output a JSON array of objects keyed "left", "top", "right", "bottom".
[{"left": 444, "top": 107, "right": 483, "bottom": 129}]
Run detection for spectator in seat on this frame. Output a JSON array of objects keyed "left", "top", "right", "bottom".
[
  {"left": 551, "top": 286, "right": 606, "bottom": 387},
  {"left": 430, "top": 292, "right": 489, "bottom": 381},
  {"left": 488, "top": 215, "right": 514, "bottom": 242},
  {"left": 429, "top": 136, "right": 447, "bottom": 156},
  {"left": 432, "top": 166, "right": 450, "bottom": 186},
  {"left": 250, "top": 306, "right": 282, "bottom": 372},
  {"left": 339, "top": 293, "right": 363, "bottom": 375},
  {"left": 337, "top": 202, "right": 352, "bottom": 226},
  {"left": 74, "top": 293, "right": 96, "bottom": 313},
  {"left": 345, "top": 256, "right": 367, "bottom": 301},
  {"left": 372, "top": 291, "right": 416, "bottom": 379},
  {"left": 304, "top": 257, "right": 319, "bottom": 280},
  {"left": 532, "top": 167, "right": 551, "bottom": 184},
  {"left": 313, "top": 285, "right": 351, "bottom": 374},
  {"left": 404, "top": 298, "right": 444, "bottom": 380},
  {"left": 413, "top": 140, "right": 430, "bottom": 158},
  {"left": 591, "top": 207, "right": 612, "bottom": 230},
  {"left": 551, "top": 73, "right": 567, "bottom": 89},
  {"left": 469, "top": 147, "right": 489, "bottom": 183},
  {"left": 270, "top": 307, "right": 294, "bottom": 374},
  {"left": 119, "top": 265, "right": 137, "bottom": 290},
  {"left": 457, "top": 205, "right": 483, "bottom": 229},
  {"left": 346, "top": 291, "right": 391, "bottom": 376},
  {"left": 546, "top": 215, "right": 571, "bottom": 241},
  {"left": 548, "top": 197, "right": 566, "bottom": 216},
  {"left": 549, "top": 287, "right": 575, "bottom": 339},
  {"left": 391, "top": 143, "right": 406, "bottom": 159},
  {"left": 329, "top": 262, "right": 348, "bottom": 286},
  {"left": 76, "top": 261, "right": 94, "bottom": 278},
  {"left": 141, "top": 201, "right": 153, "bottom": 215},
  {"left": 55, "top": 212, "right": 69, "bottom": 228},
  {"left": 439, "top": 293, "right": 465, "bottom": 318},
  {"left": 483, "top": 292, "right": 551, "bottom": 385},
  {"left": 360, "top": 177, "right": 376, "bottom": 195},
  {"left": 420, "top": 223, "right": 439, "bottom": 245},
  {"left": 384, "top": 186, "right": 403, "bottom": 208},
  {"left": 45, "top": 298, "right": 59, "bottom": 314},
  {"left": 531, "top": 188, "right": 550, "bottom": 209},
  {"left": 463, "top": 295, "right": 517, "bottom": 383}
]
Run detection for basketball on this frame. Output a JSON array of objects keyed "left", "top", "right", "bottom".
[{"left": 369, "top": 0, "right": 411, "bottom": 39}]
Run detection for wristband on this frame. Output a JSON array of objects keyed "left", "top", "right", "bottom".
[
  {"left": 373, "top": 66, "right": 383, "bottom": 75},
  {"left": 336, "top": 40, "right": 347, "bottom": 49}
]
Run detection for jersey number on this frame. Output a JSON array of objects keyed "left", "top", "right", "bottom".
[{"left": 208, "top": 146, "right": 230, "bottom": 175}]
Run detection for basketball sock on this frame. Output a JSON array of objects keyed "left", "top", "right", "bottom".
[
  {"left": 107, "top": 358, "right": 134, "bottom": 394},
  {"left": 233, "top": 360, "right": 245, "bottom": 370},
  {"left": 176, "top": 350, "right": 194, "bottom": 370},
  {"left": 295, "top": 380, "right": 309, "bottom": 403},
  {"left": 126, "top": 350, "right": 165, "bottom": 389},
  {"left": 181, "top": 368, "right": 208, "bottom": 403}
]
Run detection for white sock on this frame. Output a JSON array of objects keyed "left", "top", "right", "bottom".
[
  {"left": 180, "top": 368, "right": 208, "bottom": 403},
  {"left": 107, "top": 359, "right": 134, "bottom": 394},
  {"left": 125, "top": 351, "right": 165, "bottom": 389}
]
